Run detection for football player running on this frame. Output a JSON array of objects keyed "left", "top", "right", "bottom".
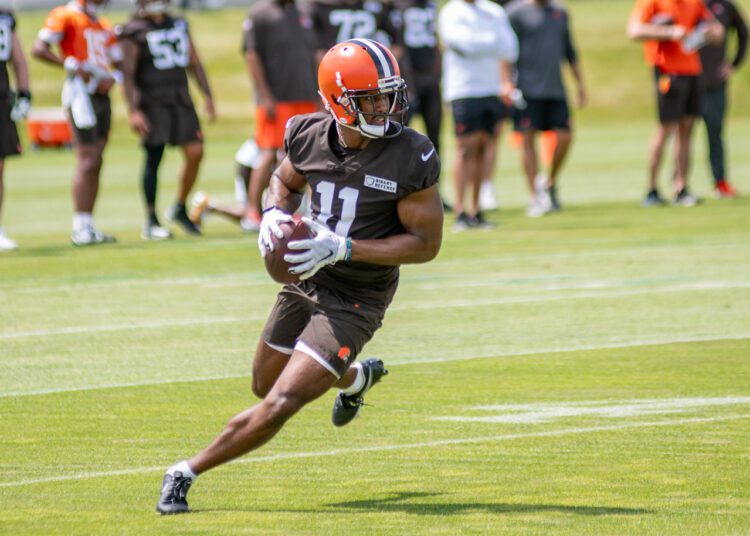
[
  {"left": 0, "top": 5, "right": 30, "bottom": 251},
  {"left": 156, "top": 39, "right": 443, "bottom": 514},
  {"left": 32, "top": 0, "right": 122, "bottom": 246},
  {"left": 118, "top": 0, "right": 215, "bottom": 239}
]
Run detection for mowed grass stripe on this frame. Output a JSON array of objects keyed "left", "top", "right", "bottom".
[
  {"left": 2, "top": 414, "right": 747, "bottom": 489},
  {"left": 3, "top": 333, "right": 748, "bottom": 398},
  {"left": 3, "top": 280, "right": 749, "bottom": 341}
]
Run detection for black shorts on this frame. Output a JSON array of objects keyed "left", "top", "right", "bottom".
[
  {"left": 69, "top": 94, "right": 111, "bottom": 145},
  {"left": 142, "top": 105, "right": 202, "bottom": 147},
  {"left": 140, "top": 87, "right": 202, "bottom": 147},
  {"left": 514, "top": 97, "right": 570, "bottom": 132},
  {"left": 261, "top": 280, "right": 388, "bottom": 379},
  {"left": 451, "top": 96, "right": 506, "bottom": 136},
  {"left": 654, "top": 70, "right": 701, "bottom": 123},
  {"left": 0, "top": 95, "right": 21, "bottom": 158}
]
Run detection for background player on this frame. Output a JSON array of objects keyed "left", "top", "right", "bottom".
[
  {"left": 0, "top": 6, "right": 30, "bottom": 252},
  {"left": 118, "top": 0, "right": 215, "bottom": 240},
  {"left": 32, "top": 0, "right": 122, "bottom": 246}
]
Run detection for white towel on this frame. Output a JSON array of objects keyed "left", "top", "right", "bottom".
[{"left": 62, "top": 76, "right": 96, "bottom": 130}]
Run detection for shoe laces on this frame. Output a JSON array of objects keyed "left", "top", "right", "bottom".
[{"left": 166, "top": 473, "right": 192, "bottom": 502}]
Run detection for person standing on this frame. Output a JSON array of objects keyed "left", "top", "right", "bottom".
[
  {"left": 506, "top": 0, "right": 587, "bottom": 217},
  {"left": 32, "top": 0, "right": 122, "bottom": 246},
  {"left": 438, "top": 0, "right": 518, "bottom": 230},
  {"left": 699, "top": 0, "right": 747, "bottom": 198},
  {"left": 118, "top": 0, "right": 215, "bottom": 240},
  {"left": 156, "top": 39, "right": 442, "bottom": 514},
  {"left": 241, "top": 0, "right": 318, "bottom": 231},
  {"left": 628, "top": 0, "right": 724, "bottom": 207},
  {"left": 0, "top": 7, "right": 30, "bottom": 252}
]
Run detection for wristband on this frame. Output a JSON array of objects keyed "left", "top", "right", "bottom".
[
  {"left": 262, "top": 205, "right": 281, "bottom": 214},
  {"left": 344, "top": 238, "right": 352, "bottom": 262}
]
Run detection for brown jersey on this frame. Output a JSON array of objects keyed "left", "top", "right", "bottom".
[
  {"left": 116, "top": 14, "right": 190, "bottom": 97},
  {"left": 0, "top": 11, "right": 16, "bottom": 97},
  {"left": 284, "top": 112, "right": 439, "bottom": 307},
  {"left": 307, "top": 0, "right": 402, "bottom": 52}
]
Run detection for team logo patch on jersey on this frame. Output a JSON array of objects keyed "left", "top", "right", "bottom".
[{"left": 364, "top": 174, "right": 397, "bottom": 194}]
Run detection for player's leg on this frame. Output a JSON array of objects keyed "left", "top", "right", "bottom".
[
  {"left": 0, "top": 159, "right": 15, "bottom": 252},
  {"left": 673, "top": 115, "right": 697, "bottom": 205},
  {"left": 157, "top": 349, "right": 340, "bottom": 514},
  {"left": 702, "top": 86, "right": 727, "bottom": 192},
  {"left": 141, "top": 144, "right": 171, "bottom": 240}
]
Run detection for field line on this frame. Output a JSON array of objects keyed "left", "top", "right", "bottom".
[
  {"left": 1, "top": 414, "right": 748, "bottom": 489},
  {"left": 2, "top": 334, "right": 749, "bottom": 398},
  {"left": 3, "top": 281, "right": 749, "bottom": 341}
]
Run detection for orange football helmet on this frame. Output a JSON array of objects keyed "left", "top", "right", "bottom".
[{"left": 318, "top": 38, "right": 408, "bottom": 139}]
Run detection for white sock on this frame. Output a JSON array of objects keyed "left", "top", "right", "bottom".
[
  {"left": 169, "top": 460, "right": 197, "bottom": 479},
  {"left": 72, "top": 212, "right": 92, "bottom": 232},
  {"left": 342, "top": 362, "right": 365, "bottom": 395}
]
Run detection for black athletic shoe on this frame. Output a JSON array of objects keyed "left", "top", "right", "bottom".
[
  {"left": 469, "top": 211, "right": 496, "bottom": 229},
  {"left": 156, "top": 471, "right": 193, "bottom": 515},
  {"left": 166, "top": 204, "right": 202, "bottom": 236},
  {"left": 332, "top": 358, "right": 388, "bottom": 427},
  {"left": 548, "top": 186, "right": 562, "bottom": 212},
  {"left": 641, "top": 189, "right": 666, "bottom": 207}
]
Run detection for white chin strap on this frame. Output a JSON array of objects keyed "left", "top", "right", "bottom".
[{"left": 356, "top": 114, "right": 389, "bottom": 139}]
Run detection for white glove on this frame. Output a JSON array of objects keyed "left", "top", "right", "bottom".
[
  {"left": 10, "top": 92, "right": 31, "bottom": 122},
  {"left": 257, "top": 207, "right": 293, "bottom": 257},
  {"left": 284, "top": 217, "right": 348, "bottom": 280},
  {"left": 63, "top": 56, "right": 80, "bottom": 76}
]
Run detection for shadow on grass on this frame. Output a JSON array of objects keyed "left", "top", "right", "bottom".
[
  {"left": 326, "top": 491, "right": 653, "bottom": 517},
  {"left": 198, "top": 491, "right": 653, "bottom": 517}
]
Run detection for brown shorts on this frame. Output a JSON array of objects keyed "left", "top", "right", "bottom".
[
  {"left": 0, "top": 96, "right": 22, "bottom": 158},
  {"left": 261, "top": 280, "right": 388, "bottom": 378},
  {"left": 69, "top": 94, "right": 111, "bottom": 145},
  {"left": 141, "top": 88, "right": 202, "bottom": 147}
]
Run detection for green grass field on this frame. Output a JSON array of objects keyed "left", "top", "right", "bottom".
[{"left": 2, "top": 3, "right": 750, "bottom": 535}]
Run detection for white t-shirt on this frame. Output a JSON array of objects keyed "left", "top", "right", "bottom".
[{"left": 438, "top": 0, "right": 519, "bottom": 102}]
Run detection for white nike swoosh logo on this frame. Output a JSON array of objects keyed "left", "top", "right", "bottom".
[{"left": 421, "top": 148, "right": 435, "bottom": 161}]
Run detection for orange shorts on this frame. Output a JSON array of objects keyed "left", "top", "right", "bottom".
[{"left": 255, "top": 101, "right": 317, "bottom": 149}]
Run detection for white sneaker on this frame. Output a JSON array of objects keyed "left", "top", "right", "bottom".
[
  {"left": 0, "top": 232, "right": 18, "bottom": 252},
  {"left": 526, "top": 192, "right": 552, "bottom": 218},
  {"left": 142, "top": 224, "right": 173, "bottom": 241},
  {"left": 71, "top": 227, "right": 117, "bottom": 246},
  {"left": 479, "top": 181, "right": 499, "bottom": 211},
  {"left": 189, "top": 192, "right": 211, "bottom": 224}
]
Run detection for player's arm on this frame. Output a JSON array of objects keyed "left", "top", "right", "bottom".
[
  {"left": 245, "top": 49, "right": 275, "bottom": 117},
  {"left": 564, "top": 20, "right": 587, "bottom": 108},
  {"left": 350, "top": 184, "right": 443, "bottom": 265},
  {"left": 264, "top": 157, "right": 307, "bottom": 215},
  {"left": 10, "top": 31, "right": 29, "bottom": 92},
  {"left": 119, "top": 38, "right": 150, "bottom": 137},
  {"left": 257, "top": 157, "right": 307, "bottom": 256},
  {"left": 186, "top": 34, "right": 215, "bottom": 121},
  {"left": 31, "top": 36, "right": 64, "bottom": 67}
]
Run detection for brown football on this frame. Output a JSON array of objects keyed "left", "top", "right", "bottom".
[{"left": 263, "top": 219, "right": 315, "bottom": 284}]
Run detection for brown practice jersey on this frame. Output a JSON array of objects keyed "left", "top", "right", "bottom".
[
  {"left": 0, "top": 11, "right": 16, "bottom": 97},
  {"left": 284, "top": 112, "right": 439, "bottom": 307},
  {"left": 306, "top": 0, "right": 403, "bottom": 51},
  {"left": 116, "top": 14, "right": 190, "bottom": 96}
]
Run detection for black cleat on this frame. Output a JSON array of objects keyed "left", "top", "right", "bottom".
[
  {"left": 332, "top": 358, "right": 388, "bottom": 427},
  {"left": 166, "top": 204, "right": 202, "bottom": 236},
  {"left": 157, "top": 470, "right": 193, "bottom": 515}
]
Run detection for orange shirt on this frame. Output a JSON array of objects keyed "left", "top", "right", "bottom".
[
  {"left": 38, "top": 1, "right": 119, "bottom": 70},
  {"left": 631, "top": 0, "right": 712, "bottom": 74}
]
